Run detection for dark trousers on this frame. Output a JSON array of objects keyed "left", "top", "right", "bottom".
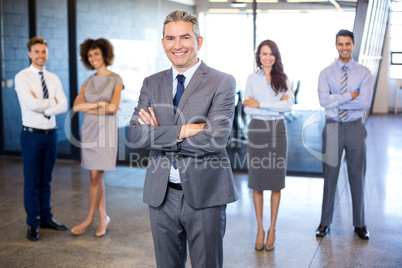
[
  {"left": 320, "top": 119, "right": 367, "bottom": 228},
  {"left": 149, "top": 188, "right": 226, "bottom": 268},
  {"left": 20, "top": 130, "right": 58, "bottom": 227}
]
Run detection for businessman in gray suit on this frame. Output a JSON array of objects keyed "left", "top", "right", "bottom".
[{"left": 129, "top": 10, "right": 238, "bottom": 268}]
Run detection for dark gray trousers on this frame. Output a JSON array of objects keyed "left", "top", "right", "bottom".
[
  {"left": 149, "top": 187, "right": 226, "bottom": 268},
  {"left": 320, "top": 119, "right": 367, "bottom": 228}
]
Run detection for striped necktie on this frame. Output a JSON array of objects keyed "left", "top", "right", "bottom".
[
  {"left": 39, "top": 71, "right": 50, "bottom": 119},
  {"left": 173, "top": 74, "right": 185, "bottom": 112},
  {"left": 172, "top": 74, "right": 185, "bottom": 170},
  {"left": 339, "top": 65, "right": 348, "bottom": 121}
]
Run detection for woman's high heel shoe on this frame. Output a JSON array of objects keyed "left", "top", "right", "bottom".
[
  {"left": 71, "top": 221, "right": 93, "bottom": 236},
  {"left": 255, "top": 230, "right": 265, "bottom": 251},
  {"left": 95, "top": 215, "right": 110, "bottom": 237},
  {"left": 265, "top": 228, "right": 275, "bottom": 251}
]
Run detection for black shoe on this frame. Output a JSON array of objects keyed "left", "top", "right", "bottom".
[
  {"left": 355, "top": 226, "right": 370, "bottom": 240},
  {"left": 40, "top": 218, "right": 68, "bottom": 231},
  {"left": 27, "top": 226, "right": 39, "bottom": 241},
  {"left": 316, "top": 224, "right": 330, "bottom": 237}
]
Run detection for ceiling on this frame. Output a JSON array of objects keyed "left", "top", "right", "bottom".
[{"left": 193, "top": 0, "right": 358, "bottom": 13}]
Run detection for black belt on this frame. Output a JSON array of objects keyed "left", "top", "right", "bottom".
[
  {"left": 23, "top": 126, "right": 57, "bottom": 135},
  {"left": 168, "top": 181, "right": 182, "bottom": 191},
  {"left": 326, "top": 118, "right": 362, "bottom": 124}
]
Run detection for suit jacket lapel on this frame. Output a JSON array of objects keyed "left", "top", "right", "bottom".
[{"left": 174, "top": 62, "right": 207, "bottom": 123}]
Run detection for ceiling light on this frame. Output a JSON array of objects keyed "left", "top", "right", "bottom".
[
  {"left": 168, "top": 0, "right": 195, "bottom": 5},
  {"left": 208, "top": 8, "right": 242, "bottom": 12},
  {"left": 230, "top": 1, "right": 247, "bottom": 8},
  {"left": 242, "top": 0, "right": 278, "bottom": 2},
  {"left": 286, "top": 0, "right": 327, "bottom": 2}
]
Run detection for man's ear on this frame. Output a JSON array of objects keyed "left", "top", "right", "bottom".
[{"left": 197, "top": 36, "right": 204, "bottom": 51}]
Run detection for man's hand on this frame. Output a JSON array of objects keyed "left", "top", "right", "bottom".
[
  {"left": 243, "top": 96, "right": 260, "bottom": 108},
  {"left": 351, "top": 92, "right": 359, "bottom": 99},
  {"left": 32, "top": 90, "right": 59, "bottom": 104},
  {"left": 137, "top": 107, "right": 205, "bottom": 139},
  {"left": 178, "top": 123, "right": 205, "bottom": 139},
  {"left": 138, "top": 107, "right": 159, "bottom": 126}
]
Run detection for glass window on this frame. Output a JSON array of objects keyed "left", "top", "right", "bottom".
[
  {"left": 1, "top": 0, "right": 30, "bottom": 152},
  {"left": 390, "top": 2, "right": 402, "bottom": 79},
  {"left": 36, "top": 0, "right": 71, "bottom": 156},
  {"left": 199, "top": 13, "right": 254, "bottom": 90},
  {"left": 255, "top": 10, "right": 355, "bottom": 109}
]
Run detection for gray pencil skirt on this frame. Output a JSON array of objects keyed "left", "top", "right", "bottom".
[{"left": 247, "top": 119, "right": 287, "bottom": 191}]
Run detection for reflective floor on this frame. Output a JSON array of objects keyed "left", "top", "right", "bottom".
[{"left": 1, "top": 114, "right": 402, "bottom": 267}]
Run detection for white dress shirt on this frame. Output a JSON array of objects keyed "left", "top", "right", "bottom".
[
  {"left": 14, "top": 65, "right": 68, "bottom": 130},
  {"left": 168, "top": 59, "right": 202, "bottom": 184}
]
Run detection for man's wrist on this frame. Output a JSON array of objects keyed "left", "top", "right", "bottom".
[{"left": 178, "top": 124, "right": 187, "bottom": 140}]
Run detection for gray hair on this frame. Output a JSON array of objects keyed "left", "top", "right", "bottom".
[{"left": 163, "top": 10, "right": 200, "bottom": 39}]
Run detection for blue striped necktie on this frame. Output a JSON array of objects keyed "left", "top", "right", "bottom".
[
  {"left": 173, "top": 74, "right": 185, "bottom": 112},
  {"left": 39, "top": 71, "right": 50, "bottom": 119},
  {"left": 172, "top": 74, "right": 185, "bottom": 169},
  {"left": 339, "top": 65, "right": 348, "bottom": 121}
]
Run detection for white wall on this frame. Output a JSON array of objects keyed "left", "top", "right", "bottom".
[{"left": 372, "top": 21, "right": 402, "bottom": 114}]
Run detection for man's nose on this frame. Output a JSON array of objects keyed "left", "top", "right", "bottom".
[{"left": 173, "top": 39, "right": 182, "bottom": 49}]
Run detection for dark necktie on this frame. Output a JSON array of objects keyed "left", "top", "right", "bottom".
[
  {"left": 339, "top": 65, "right": 348, "bottom": 121},
  {"left": 39, "top": 71, "right": 50, "bottom": 119},
  {"left": 172, "top": 74, "right": 185, "bottom": 170},
  {"left": 173, "top": 74, "right": 185, "bottom": 111}
]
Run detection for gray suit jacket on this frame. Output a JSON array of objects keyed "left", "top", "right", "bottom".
[{"left": 129, "top": 61, "right": 238, "bottom": 209}]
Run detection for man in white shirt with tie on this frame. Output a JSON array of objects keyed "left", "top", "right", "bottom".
[{"left": 14, "top": 36, "right": 68, "bottom": 241}]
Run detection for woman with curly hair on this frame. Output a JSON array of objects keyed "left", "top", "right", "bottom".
[
  {"left": 243, "top": 39, "right": 293, "bottom": 251},
  {"left": 71, "top": 38, "right": 123, "bottom": 237}
]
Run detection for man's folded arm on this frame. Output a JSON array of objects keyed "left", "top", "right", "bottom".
[{"left": 178, "top": 75, "right": 236, "bottom": 156}]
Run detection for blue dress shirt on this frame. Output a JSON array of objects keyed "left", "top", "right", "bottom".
[
  {"left": 243, "top": 69, "right": 293, "bottom": 120},
  {"left": 318, "top": 59, "right": 373, "bottom": 122}
]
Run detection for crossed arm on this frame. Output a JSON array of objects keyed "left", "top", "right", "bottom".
[
  {"left": 318, "top": 70, "right": 364, "bottom": 109},
  {"left": 243, "top": 93, "right": 290, "bottom": 108},
  {"left": 30, "top": 91, "right": 58, "bottom": 114},
  {"left": 73, "top": 84, "right": 124, "bottom": 115},
  {"left": 129, "top": 73, "right": 235, "bottom": 154},
  {"left": 138, "top": 107, "right": 205, "bottom": 140},
  {"left": 15, "top": 73, "right": 67, "bottom": 115}
]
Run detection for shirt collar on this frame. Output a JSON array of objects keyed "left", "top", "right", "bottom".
[
  {"left": 29, "top": 64, "right": 46, "bottom": 74},
  {"left": 256, "top": 69, "right": 264, "bottom": 76},
  {"left": 336, "top": 58, "right": 356, "bottom": 70},
  {"left": 172, "top": 59, "right": 202, "bottom": 86}
]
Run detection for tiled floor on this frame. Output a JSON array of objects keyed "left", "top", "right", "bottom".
[{"left": 1, "top": 114, "right": 401, "bottom": 267}]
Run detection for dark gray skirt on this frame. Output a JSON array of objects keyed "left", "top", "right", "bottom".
[{"left": 247, "top": 119, "right": 287, "bottom": 191}]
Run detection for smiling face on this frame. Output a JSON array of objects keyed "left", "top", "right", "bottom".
[
  {"left": 336, "top": 35, "right": 354, "bottom": 64},
  {"left": 259, "top": 45, "right": 276, "bottom": 69},
  {"left": 162, "top": 20, "right": 203, "bottom": 73},
  {"left": 87, "top": 48, "right": 105, "bottom": 70},
  {"left": 28, "top": 43, "right": 48, "bottom": 70}
]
